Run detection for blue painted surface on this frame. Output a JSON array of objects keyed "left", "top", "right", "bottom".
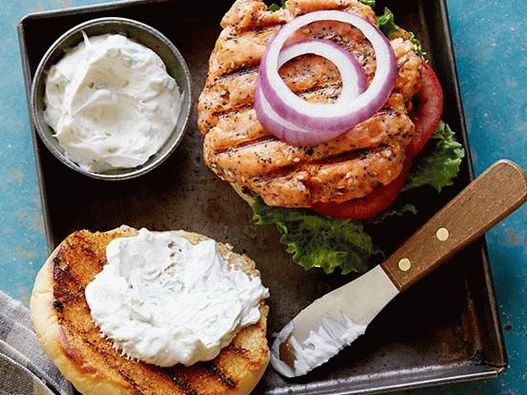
[
  {"left": 0, "top": 0, "right": 108, "bottom": 305},
  {"left": 0, "top": 0, "right": 524, "bottom": 393},
  {"left": 415, "top": 1, "right": 527, "bottom": 394}
]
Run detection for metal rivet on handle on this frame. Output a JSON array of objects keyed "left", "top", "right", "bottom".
[
  {"left": 398, "top": 258, "right": 412, "bottom": 272},
  {"left": 436, "top": 227, "right": 450, "bottom": 241}
]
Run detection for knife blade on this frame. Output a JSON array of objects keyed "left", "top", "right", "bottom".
[{"left": 271, "top": 160, "right": 527, "bottom": 378}]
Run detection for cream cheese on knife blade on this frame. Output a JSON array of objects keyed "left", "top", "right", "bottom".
[
  {"left": 271, "top": 314, "right": 367, "bottom": 377},
  {"left": 44, "top": 33, "right": 181, "bottom": 172},
  {"left": 85, "top": 229, "right": 269, "bottom": 367},
  {"left": 270, "top": 265, "right": 400, "bottom": 377}
]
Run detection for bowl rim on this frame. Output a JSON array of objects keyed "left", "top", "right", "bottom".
[{"left": 30, "top": 16, "right": 193, "bottom": 181}]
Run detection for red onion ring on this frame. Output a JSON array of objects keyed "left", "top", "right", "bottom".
[
  {"left": 256, "top": 10, "right": 396, "bottom": 144},
  {"left": 254, "top": 39, "right": 367, "bottom": 145},
  {"left": 255, "top": 79, "right": 329, "bottom": 146}
]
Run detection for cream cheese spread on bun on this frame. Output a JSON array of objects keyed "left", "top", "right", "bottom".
[{"left": 85, "top": 228, "right": 269, "bottom": 367}]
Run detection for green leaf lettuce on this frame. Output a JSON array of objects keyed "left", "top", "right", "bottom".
[
  {"left": 373, "top": 203, "right": 417, "bottom": 224},
  {"left": 377, "top": 7, "right": 426, "bottom": 58},
  {"left": 359, "top": 0, "right": 376, "bottom": 9},
  {"left": 252, "top": 197, "right": 376, "bottom": 274},
  {"left": 405, "top": 121, "right": 466, "bottom": 192},
  {"left": 377, "top": 7, "right": 399, "bottom": 38},
  {"left": 267, "top": 0, "right": 286, "bottom": 11}
]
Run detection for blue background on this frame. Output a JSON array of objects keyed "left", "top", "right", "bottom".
[{"left": 0, "top": 0, "right": 525, "bottom": 393}]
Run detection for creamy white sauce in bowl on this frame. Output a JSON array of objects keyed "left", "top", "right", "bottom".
[
  {"left": 44, "top": 33, "right": 181, "bottom": 173},
  {"left": 85, "top": 229, "right": 269, "bottom": 367},
  {"left": 30, "top": 18, "right": 192, "bottom": 180}
]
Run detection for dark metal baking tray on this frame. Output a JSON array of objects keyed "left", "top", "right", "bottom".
[{"left": 18, "top": 0, "right": 507, "bottom": 393}]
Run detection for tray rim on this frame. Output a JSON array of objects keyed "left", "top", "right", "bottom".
[
  {"left": 435, "top": 0, "right": 507, "bottom": 376},
  {"left": 16, "top": 0, "right": 508, "bottom": 392}
]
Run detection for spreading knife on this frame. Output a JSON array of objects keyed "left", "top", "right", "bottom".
[{"left": 271, "top": 160, "right": 527, "bottom": 377}]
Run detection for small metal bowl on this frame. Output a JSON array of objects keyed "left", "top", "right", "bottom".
[{"left": 30, "top": 17, "right": 192, "bottom": 181}]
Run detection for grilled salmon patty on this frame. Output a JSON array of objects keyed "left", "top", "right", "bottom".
[
  {"left": 198, "top": 0, "right": 423, "bottom": 208},
  {"left": 30, "top": 227, "right": 269, "bottom": 395}
]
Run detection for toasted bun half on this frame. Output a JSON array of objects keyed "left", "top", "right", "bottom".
[{"left": 30, "top": 226, "right": 269, "bottom": 395}]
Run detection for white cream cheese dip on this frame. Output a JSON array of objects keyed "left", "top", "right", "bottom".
[
  {"left": 44, "top": 33, "right": 181, "bottom": 172},
  {"left": 85, "top": 229, "right": 269, "bottom": 367}
]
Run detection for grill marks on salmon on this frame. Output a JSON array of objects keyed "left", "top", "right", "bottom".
[
  {"left": 208, "top": 110, "right": 411, "bottom": 179},
  {"left": 198, "top": 0, "right": 423, "bottom": 208},
  {"left": 248, "top": 143, "right": 405, "bottom": 207},
  {"left": 199, "top": 55, "right": 344, "bottom": 131}
]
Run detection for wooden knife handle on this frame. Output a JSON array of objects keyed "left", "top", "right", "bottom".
[{"left": 381, "top": 160, "right": 527, "bottom": 292}]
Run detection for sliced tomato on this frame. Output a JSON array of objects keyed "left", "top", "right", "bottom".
[
  {"left": 312, "top": 158, "right": 412, "bottom": 220},
  {"left": 406, "top": 62, "right": 444, "bottom": 157}
]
